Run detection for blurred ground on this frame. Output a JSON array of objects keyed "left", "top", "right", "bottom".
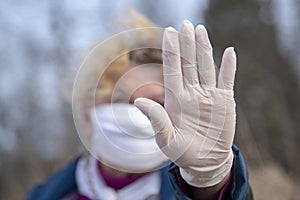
[
  {"left": 249, "top": 164, "right": 299, "bottom": 200},
  {"left": 0, "top": 0, "right": 299, "bottom": 199}
]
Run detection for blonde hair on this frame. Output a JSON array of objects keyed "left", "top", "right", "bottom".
[{"left": 72, "top": 9, "right": 163, "bottom": 109}]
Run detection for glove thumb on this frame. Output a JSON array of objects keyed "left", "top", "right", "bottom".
[{"left": 134, "top": 97, "right": 173, "bottom": 135}]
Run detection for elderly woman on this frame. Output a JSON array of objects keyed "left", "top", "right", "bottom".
[{"left": 28, "top": 11, "right": 252, "bottom": 200}]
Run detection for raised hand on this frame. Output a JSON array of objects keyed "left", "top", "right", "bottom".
[{"left": 135, "top": 20, "right": 237, "bottom": 187}]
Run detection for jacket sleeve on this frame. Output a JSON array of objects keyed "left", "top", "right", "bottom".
[{"left": 167, "top": 144, "right": 253, "bottom": 200}]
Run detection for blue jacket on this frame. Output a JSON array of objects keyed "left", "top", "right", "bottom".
[{"left": 28, "top": 145, "right": 252, "bottom": 200}]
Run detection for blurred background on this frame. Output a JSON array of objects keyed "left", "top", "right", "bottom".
[{"left": 0, "top": 0, "right": 299, "bottom": 199}]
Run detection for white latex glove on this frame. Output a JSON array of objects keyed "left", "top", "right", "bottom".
[{"left": 134, "top": 20, "right": 237, "bottom": 187}]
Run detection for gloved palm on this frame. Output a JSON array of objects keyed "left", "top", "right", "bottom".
[{"left": 135, "top": 20, "right": 237, "bottom": 187}]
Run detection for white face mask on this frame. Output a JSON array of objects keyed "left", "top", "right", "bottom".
[{"left": 89, "top": 103, "right": 169, "bottom": 173}]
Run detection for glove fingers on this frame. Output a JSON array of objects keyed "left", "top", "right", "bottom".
[
  {"left": 179, "top": 20, "right": 199, "bottom": 85},
  {"left": 195, "top": 25, "right": 216, "bottom": 87},
  {"left": 134, "top": 97, "right": 174, "bottom": 135},
  {"left": 163, "top": 27, "right": 183, "bottom": 94},
  {"left": 218, "top": 47, "right": 236, "bottom": 90}
]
